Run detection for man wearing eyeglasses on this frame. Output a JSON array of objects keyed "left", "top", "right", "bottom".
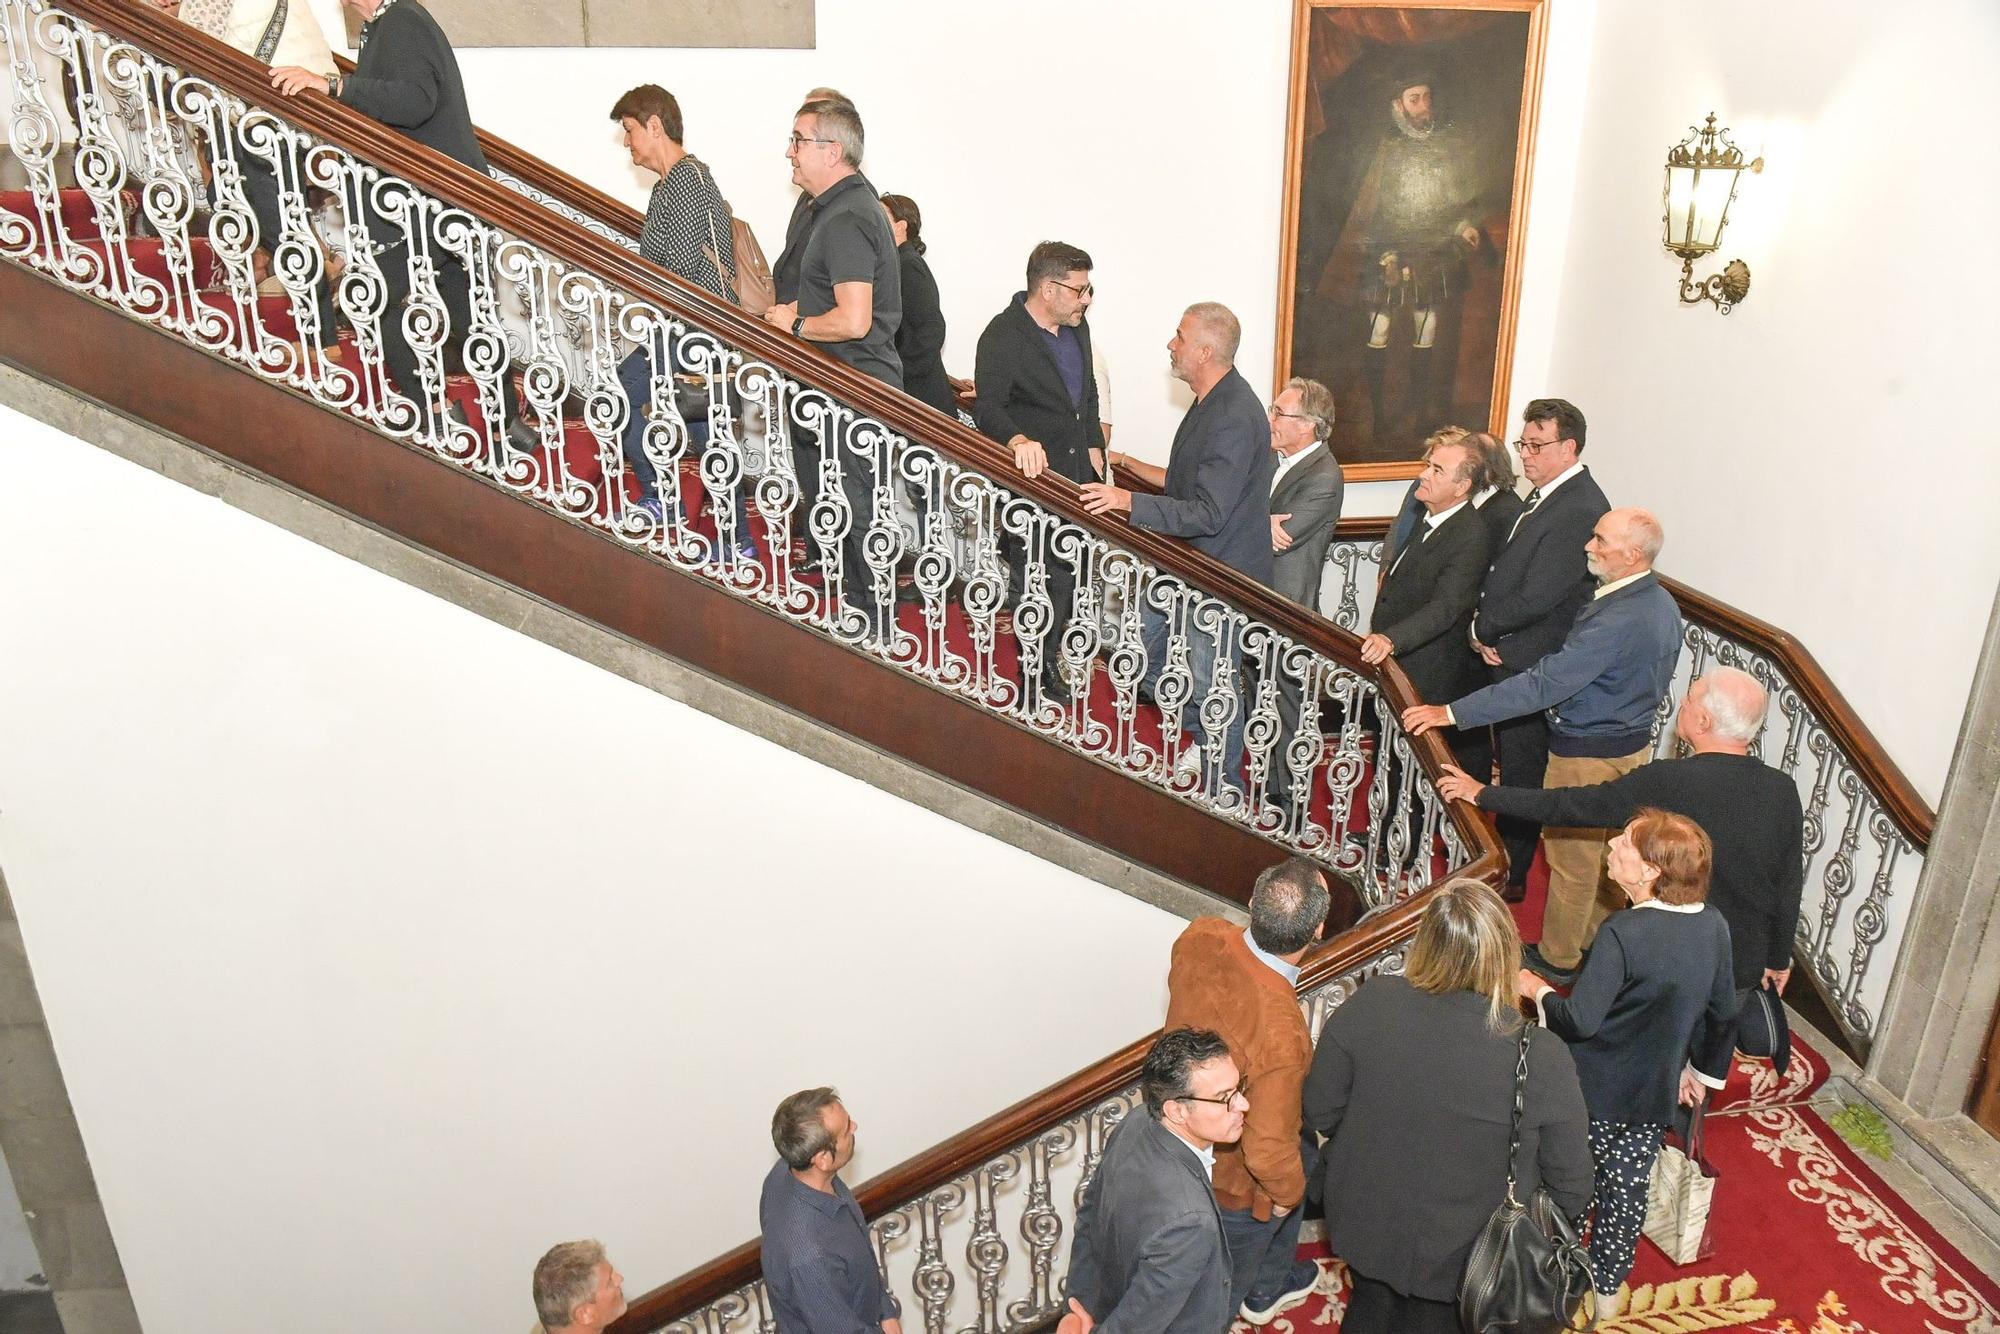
[
  {"left": 973, "top": 241, "right": 1106, "bottom": 704},
  {"left": 1164, "top": 860, "right": 1328, "bottom": 1327},
  {"left": 1060, "top": 1028, "right": 1247, "bottom": 1334},
  {"left": 766, "top": 98, "right": 903, "bottom": 626},
  {"left": 1467, "top": 398, "right": 1609, "bottom": 899}
]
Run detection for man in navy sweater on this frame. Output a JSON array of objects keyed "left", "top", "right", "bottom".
[{"left": 1405, "top": 507, "right": 1682, "bottom": 983}]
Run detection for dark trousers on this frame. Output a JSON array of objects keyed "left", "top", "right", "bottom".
[
  {"left": 234, "top": 137, "right": 339, "bottom": 347},
  {"left": 366, "top": 221, "right": 519, "bottom": 427},
  {"left": 1000, "top": 528, "right": 1079, "bottom": 690},
  {"left": 793, "top": 424, "right": 890, "bottom": 627},
  {"left": 1490, "top": 662, "right": 1550, "bottom": 886},
  {"left": 1341, "top": 1271, "right": 1460, "bottom": 1333},
  {"left": 615, "top": 344, "right": 754, "bottom": 543}
]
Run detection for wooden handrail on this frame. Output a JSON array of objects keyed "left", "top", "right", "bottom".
[
  {"left": 1330, "top": 516, "right": 1935, "bottom": 848},
  {"left": 607, "top": 877, "right": 1482, "bottom": 1331}
]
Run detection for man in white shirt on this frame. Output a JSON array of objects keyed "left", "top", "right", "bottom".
[{"left": 1266, "top": 376, "right": 1344, "bottom": 612}]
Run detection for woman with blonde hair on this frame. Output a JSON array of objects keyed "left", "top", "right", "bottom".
[
  {"left": 1304, "top": 880, "right": 1593, "bottom": 1333},
  {"left": 1523, "top": 808, "right": 1737, "bottom": 1314}
]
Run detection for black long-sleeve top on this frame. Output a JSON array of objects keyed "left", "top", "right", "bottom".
[
  {"left": 1539, "top": 901, "right": 1738, "bottom": 1124},
  {"left": 894, "top": 242, "right": 956, "bottom": 416},
  {"left": 1478, "top": 751, "right": 1804, "bottom": 988},
  {"left": 337, "top": 0, "right": 486, "bottom": 174}
]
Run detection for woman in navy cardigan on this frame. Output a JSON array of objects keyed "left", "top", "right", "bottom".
[{"left": 1521, "top": 808, "right": 1737, "bottom": 1310}]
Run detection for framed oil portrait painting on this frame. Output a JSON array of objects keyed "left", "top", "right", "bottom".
[{"left": 1275, "top": 0, "right": 1548, "bottom": 480}]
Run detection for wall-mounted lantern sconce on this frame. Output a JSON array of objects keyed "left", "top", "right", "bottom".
[{"left": 1663, "top": 113, "right": 1763, "bottom": 313}]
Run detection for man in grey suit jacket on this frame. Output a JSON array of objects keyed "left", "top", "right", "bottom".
[
  {"left": 1062, "top": 1028, "right": 1243, "bottom": 1334},
  {"left": 1268, "top": 378, "right": 1344, "bottom": 613}
]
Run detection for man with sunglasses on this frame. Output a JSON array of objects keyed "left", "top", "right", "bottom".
[
  {"left": 1466, "top": 398, "right": 1609, "bottom": 899},
  {"left": 1061, "top": 1028, "right": 1247, "bottom": 1334}
]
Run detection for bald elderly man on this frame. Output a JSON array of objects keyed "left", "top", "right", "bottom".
[
  {"left": 1437, "top": 667, "right": 1804, "bottom": 1006},
  {"left": 1405, "top": 507, "right": 1683, "bottom": 984}
]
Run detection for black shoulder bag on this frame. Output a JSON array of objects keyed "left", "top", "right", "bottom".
[{"left": 1458, "top": 1025, "right": 1597, "bottom": 1333}]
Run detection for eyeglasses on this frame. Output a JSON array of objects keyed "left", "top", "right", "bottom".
[
  {"left": 1175, "top": 1083, "right": 1247, "bottom": 1108},
  {"left": 1047, "top": 279, "right": 1095, "bottom": 298},
  {"left": 1513, "top": 437, "right": 1563, "bottom": 456},
  {"left": 786, "top": 133, "right": 835, "bottom": 150},
  {"left": 1270, "top": 409, "right": 1316, "bottom": 423}
]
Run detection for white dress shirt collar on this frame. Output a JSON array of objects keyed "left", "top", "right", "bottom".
[
  {"left": 1635, "top": 897, "right": 1704, "bottom": 914},
  {"left": 1424, "top": 498, "right": 1470, "bottom": 530},
  {"left": 1533, "top": 459, "right": 1585, "bottom": 499},
  {"left": 1244, "top": 929, "right": 1302, "bottom": 986},
  {"left": 1472, "top": 485, "right": 1498, "bottom": 508},
  {"left": 1270, "top": 440, "right": 1322, "bottom": 495},
  {"left": 1594, "top": 569, "right": 1651, "bottom": 600}
]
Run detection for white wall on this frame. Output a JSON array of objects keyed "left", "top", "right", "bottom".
[
  {"left": 1537, "top": 0, "right": 2000, "bottom": 802},
  {"left": 0, "top": 405, "right": 1188, "bottom": 1334}
]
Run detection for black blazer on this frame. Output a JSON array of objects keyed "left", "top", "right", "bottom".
[
  {"left": 1474, "top": 467, "right": 1610, "bottom": 668},
  {"left": 1270, "top": 446, "right": 1344, "bottom": 610},
  {"left": 1304, "top": 977, "right": 1594, "bottom": 1302},
  {"left": 894, "top": 243, "right": 956, "bottom": 416},
  {"left": 972, "top": 296, "right": 1103, "bottom": 483},
  {"left": 1370, "top": 502, "right": 1489, "bottom": 704},
  {"left": 1066, "top": 1112, "right": 1232, "bottom": 1334},
  {"left": 1541, "top": 902, "right": 1738, "bottom": 1124}
]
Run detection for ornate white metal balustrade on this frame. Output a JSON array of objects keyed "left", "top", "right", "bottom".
[
  {"left": 0, "top": 0, "right": 1475, "bottom": 905},
  {"left": 657, "top": 936, "right": 1411, "bottom": 1334},
  {"left": 1318, "top": 533, "right": 1925, "bottom": 1048}
]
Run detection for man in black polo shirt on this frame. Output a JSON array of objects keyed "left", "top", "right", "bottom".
[
  {"left": 270, "top": 0, "right": 529, "bottom": 451},
  {"left": 766, "top": 98, "right": 902, "bottom": 629},
  {"left": 973, "top": 240, "right": 1105, "bottom": 703}
]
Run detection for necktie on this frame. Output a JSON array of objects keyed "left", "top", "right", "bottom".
[
  {"left": 1506, "top": 487, "right": 1542, "bottom": 544},
  {"left": 1389, "top": 517, "right": 1432, "bottom": 576}
]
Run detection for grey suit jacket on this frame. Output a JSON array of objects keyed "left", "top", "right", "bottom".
[
  {"left": 1269, "top": 446, "right": 1344, "bottom": 612},
  {"left": 1066, "top": 1112, "right": 1231, "bottom": 1334}
]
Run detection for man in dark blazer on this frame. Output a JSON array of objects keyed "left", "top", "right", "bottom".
[
  {"left": 1084, "top": 303, "right": 1275, "bottom": 796},
  {"left": 1439, "top": 666, "right": 1805, "bottom": 1000},
  {"left": 1360, "top": 437, "right": 1489, "bottom": 765},
  {"left": 1267, "top": 377, "right": 1344, "bottom": 612},
  {"left": 271, "top": 0, "right": 528, "bottom": 448},
  {"left": 974, "top": 241, "right": 1105, "bottom": 703},
  {"left": 1470, "top": 399, "right": 1610, "bottom": 894},
  {"left": 1062, "top": 1028, "right": 1242, "bottom": 1334}
]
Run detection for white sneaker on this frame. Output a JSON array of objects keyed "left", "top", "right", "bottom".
[
  {"left": 1238, "top": 1272, "right": 1319, "bottom": 1326},
  {"left": 1173, "top": 744, "right": 1203, "bottom": 783}
]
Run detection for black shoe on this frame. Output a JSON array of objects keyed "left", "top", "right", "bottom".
[
  {"left": 895, "top": 579, "right": 924, "bottom": 605},
  {"left": 1522, "top": 943, "right": 1581, "bottom": 987},
  {"left": 1501, "top": 879, "right": 1529, "bottom": 904},
  {"left": 1039, "top": 666, "right": 1073, "bottom": 705},
  {"left": 505, "top": 416, "right": 541, "bottom": 454}
]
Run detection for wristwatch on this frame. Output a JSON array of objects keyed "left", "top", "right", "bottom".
[
  {"left": 791, "top": 315, "right": 806, "bottom": 337},
  {"left": 324, "top": 72, "right": 340, "bottom": 96}
]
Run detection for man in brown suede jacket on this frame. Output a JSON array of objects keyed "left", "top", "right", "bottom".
[{"left": 1164, "top": 857, "right": 1329, "bottom": 1326}]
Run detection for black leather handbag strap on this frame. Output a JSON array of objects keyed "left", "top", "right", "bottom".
[{"left": 1502, "top": 1024, "right": 1533, "bottom": 1208}]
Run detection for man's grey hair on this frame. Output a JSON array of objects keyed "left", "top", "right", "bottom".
[
  {"left": 772, "top": 1087, "right": 842, "bottom": 1169},
  {"left": 1182, "top": 302, "right": 1241, "bottom": 365},
  {"left": 1284, "top": 377, "right": 1336, "bottom": 444},
  {"left": 1435, "top": 438, "right": 1481, "bottom": 490},
  {"left": 800, "top": 99, "right": 864, "bottom": 169},
  {"left": 1700, "top": 666, "right": 1768, "bottom": 743},
  {"left": 1250, "top": 857, "right": 1331, "bottom": 955},
  {"left": 1618, "top": 507, "right": 1665, "bottom": 562},
  {"left": 533, "top": 1240, "right": 606, "bottom": 1330},
  {"left": 802, "top": 86, "right": 854, "bottom": 110}
]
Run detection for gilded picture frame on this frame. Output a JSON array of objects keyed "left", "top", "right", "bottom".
[{"left": 1274, "top": 0, "right": 1549, "bottom": 481}]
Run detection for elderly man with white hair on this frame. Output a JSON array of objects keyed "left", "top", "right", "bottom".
[
  {"left": 1405, "top": 507, "right": 1683, "bottom": 984},
  {"left": 1437, "top": 668, "right": 1806, "bottom": 1013}
]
